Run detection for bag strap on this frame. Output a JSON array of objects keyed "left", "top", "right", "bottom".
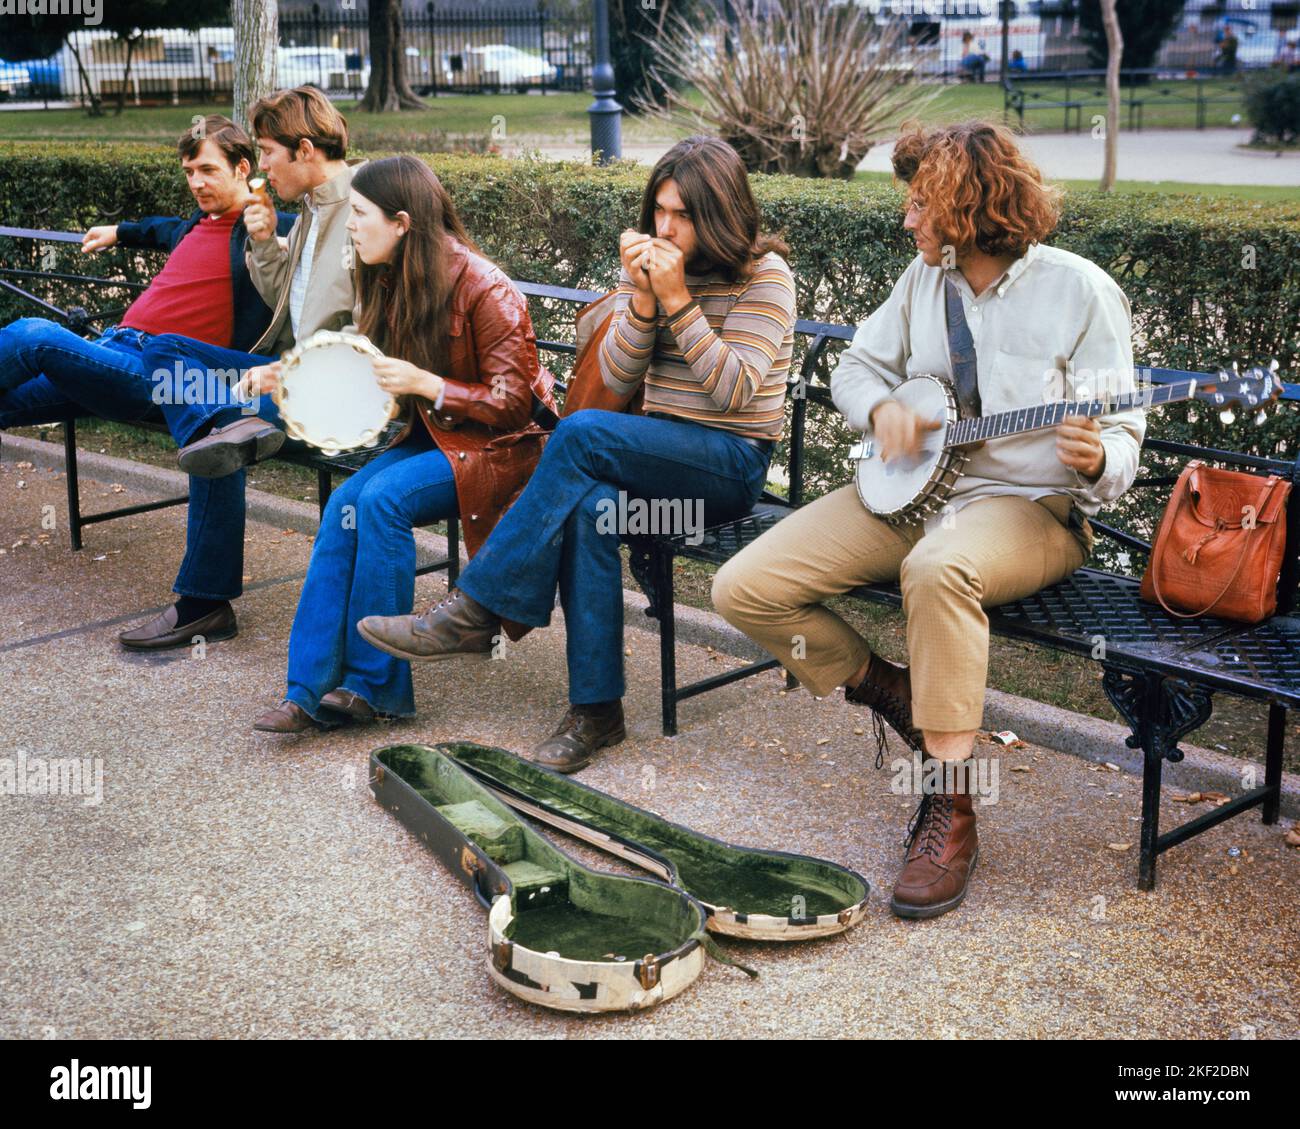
[{"left": 1150, "top": 474, "right": 1284, "bottom": 619}]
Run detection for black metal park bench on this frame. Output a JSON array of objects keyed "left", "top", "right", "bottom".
[
  {"left": 1002, "top": 68, "right": 1247, "bottom": 133},
  {"left": 2, "top": 227, "right": 1298, "bottom": 890}
]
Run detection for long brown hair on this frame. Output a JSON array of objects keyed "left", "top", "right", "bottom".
[
  {"left": 352, "top": 156, "right": 479, "bottom": 377},
  {"left": 637, "top": 136, "right": 788, "bottom": 282}
]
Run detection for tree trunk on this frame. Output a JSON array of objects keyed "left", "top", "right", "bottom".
[
  {"left": 1099, "top": 0, "right": 1122, "bottom": 192},
  {"left": 233, "top": 0, "right": 279, "bottom": 135},
  {"left": 69, "top": 41, "right": 103, "bottom": 117},
  {"left": 114, "top": 35, "right": 136, "bottom": 116},
  {"left": 360, "top": 0, "right": 427, "bottom": 113}
]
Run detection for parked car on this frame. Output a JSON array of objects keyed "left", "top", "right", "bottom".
[
  {"left": 0, "top": 61, "right": 33, "bottom": 100},
  {"left": 276, "top": 46, "right": 369, "bottom": 92},
  {"left": 441, "top": 44, "right": 556, "bottom": 90}
]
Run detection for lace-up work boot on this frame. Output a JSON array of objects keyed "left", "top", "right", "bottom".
[
  {"left": 845, "top": 653, "right": 927, "bottom": 767},
  {"left": 890, "top": 760, "right": 978, "bottom": 919},
  {"left": 357, "top": 589, "right": 500, "bottom": 662},
  {"left": 532, "top": 701, "right": 626, "bottom": 774}
]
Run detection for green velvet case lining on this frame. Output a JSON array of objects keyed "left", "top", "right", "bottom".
[
  {"left": 379, "top": 745, "right": 705, "bottom": 963},
  {"left": 443, "top": 742, "right": 867, "bottom": 919}
]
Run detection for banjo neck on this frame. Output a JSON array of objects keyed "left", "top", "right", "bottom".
[{"left": 946, "top": 378, "right": 1199, "bottom": 447}]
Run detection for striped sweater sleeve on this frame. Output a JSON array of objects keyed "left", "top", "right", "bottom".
[
  {"left": 662, "top": 259, "right": 797, "bottom": 412},
  {"left": 599, "top": 267, "right": 657, "bottom": 396}
]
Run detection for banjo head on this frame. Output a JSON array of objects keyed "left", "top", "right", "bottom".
[
  {"left": 852, "top": 375, "right": 959, "bottom": 522},
  {"left": 274, "top": 330, "right": 399, "bottom": 457}
]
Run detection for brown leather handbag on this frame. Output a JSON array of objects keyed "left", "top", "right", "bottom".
[
  {"left": 560, "top": 290, "right": 644, "bottom": 417},
  {"left": 1139, "top": 459, "right": 1291, "bottom": 623}
]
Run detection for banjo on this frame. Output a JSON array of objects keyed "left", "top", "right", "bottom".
[
  {"left": 853, "top": 365, "right": 1283, "bottom": 524},
  {"left": 273, "top": 329, "right": 400, "bottom": 457}
]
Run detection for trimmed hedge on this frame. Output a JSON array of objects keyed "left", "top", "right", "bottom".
[{"left": 2, "top": 142, "right": 1297, "bottom": 563}]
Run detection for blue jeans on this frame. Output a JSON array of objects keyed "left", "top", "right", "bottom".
[
  {"left": 457, "top": 410, "right": 770, "bottom": 706},
  {"left": 140, "top": 333, "right": 281, "bottom": 601},
  {"left": 287, "top": 428, "right": 459, "bottom": 719},
  {"left": 0, "top": 319, "right": 156, "bottom": 425},
  {"left": 0, "top": 320, "right": 253, "bottom": 600}
]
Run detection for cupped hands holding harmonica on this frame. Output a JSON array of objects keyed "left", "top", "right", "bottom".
[{"left": 619, "top": 229, "right": 691, "bottom": 319}]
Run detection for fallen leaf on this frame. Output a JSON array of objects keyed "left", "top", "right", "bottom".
[
  {"left": 1107, "top": 842, "right": 1131, "bottom": 852},
  {"left": 1202, "top": 791, "right": 1231, "bottom": 807},
  {"left": 1172, "top": 792, "right": 1202, "bottom": 803},
  {"left": 1009, "top": 765, "right": 1031, "bottom": 773},
  {"left": 816, "top": 738, "right": 831, "bottom": 746},
  {"left": 1104, "top": 762, "right": 1121, "bottom": 772},
  {"left": 1284, "top": 827, "right": 1300, "bottom": 847}
]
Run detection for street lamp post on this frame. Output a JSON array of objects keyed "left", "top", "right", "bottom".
[{"left": 588, "top": 0, "right": 623, "bottom": 165}]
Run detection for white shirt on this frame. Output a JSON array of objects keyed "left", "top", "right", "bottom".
[
  {"left": 288, "top": 192, "right": 320, "bottom": 341},
  {"left": 830, "top": 242, "right": 1146, "bottom": 525}
]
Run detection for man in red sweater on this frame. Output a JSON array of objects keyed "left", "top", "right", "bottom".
[{"left": 0, "top": 116, "right": 292, "bottom": 646}]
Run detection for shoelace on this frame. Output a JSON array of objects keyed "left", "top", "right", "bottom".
[
  {"left": 415, "top": 589, "right": 460, "bottom": 625},
  {"left": 905, "top": 793, "right": 954, "bottom": 859}
]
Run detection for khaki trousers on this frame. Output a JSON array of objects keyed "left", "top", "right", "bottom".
[{"left": 712, "top": 488, "right": 1089, "bottom": 731}]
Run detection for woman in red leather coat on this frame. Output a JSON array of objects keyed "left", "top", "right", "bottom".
[{"left": 255, "top": 156, "right": 556, "bottom": 732}]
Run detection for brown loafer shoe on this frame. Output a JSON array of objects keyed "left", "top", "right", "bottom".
[
  {"left": 890, "top": 761, "right": 979, "bottom": 920},
  {"left": 357, "top": 588, "right": 500, "bottom": 663},
  {"left": 253, "top": 700, "right": 322, "bottom": 733},
  {"left": 320, "top": 688, "right": 377, "bottom": 722},
  {"left": 845, "top": 653, "right": 927, "bottom": 766},
  {"left": 119, "top": 602, "right": 236, "bottom": 651},
  {"left": 532, "top": 701, "right": 626, "bottom": 774},
  {"left": 178, "top": 416, "right": 285, "bottom": 478}
]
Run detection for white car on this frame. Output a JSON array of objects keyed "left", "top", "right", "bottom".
[
  {"left": 442, "top": 44, "right": 556, "bottom": 90},
  {"left": 277, "top": 47, "right": 369, "bottom": 92}
]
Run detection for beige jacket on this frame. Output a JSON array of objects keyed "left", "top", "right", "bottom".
[{"left": 247, "top": 158, "right": 366, "bottom": 356}]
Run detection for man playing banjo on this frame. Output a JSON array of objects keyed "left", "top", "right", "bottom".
[{"left": 713, "top": 121, "right": 1145, "bottom": 920}]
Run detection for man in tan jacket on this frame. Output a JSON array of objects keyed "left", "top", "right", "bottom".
[{"left": 122, "top": 88, "right": 364, "bottom": 650}]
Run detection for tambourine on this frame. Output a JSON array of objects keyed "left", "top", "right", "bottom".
[{"left": 273, "top": 330, "right": 399, "bottom": 456}]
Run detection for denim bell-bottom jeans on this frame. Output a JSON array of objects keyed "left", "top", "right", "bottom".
[
  {"left": 287, "top": 426, "right": 459, "bottom": 719},
  {"left": 455, "top": 409, "right": 770, "bottom": 706}
]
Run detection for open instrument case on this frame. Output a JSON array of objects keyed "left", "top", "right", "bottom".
[{"left": 369, "top": 742, "right": 870, "bottom": 1013}]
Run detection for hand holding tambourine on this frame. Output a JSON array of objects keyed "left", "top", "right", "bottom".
[{"left": 269, "top": 331, "right": 405, "bottom": 456}]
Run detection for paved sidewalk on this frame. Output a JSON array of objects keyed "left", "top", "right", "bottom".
[
  {"left": 2, "top": 452, "right": 1297, "bottom": 1039},
  {"left": 523, "top": 129, "right": 1300, "bottom": 187}
]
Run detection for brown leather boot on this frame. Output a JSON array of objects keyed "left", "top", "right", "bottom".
[
  {"left": 532, "top": 701, "right": 627, "bottom": 774},
  {"left": 890, "top": 760, "right": 978, "bottom": 920},
  {"left": 845, "top": 653, "right": 927, "bottom": 767},
  {"left": 356, "top": 589, "right": 500, "bottom": 662}
]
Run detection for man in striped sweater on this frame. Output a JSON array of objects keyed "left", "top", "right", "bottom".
[{"left": 359, "top": 137, "right": 797, "bottom": 771}]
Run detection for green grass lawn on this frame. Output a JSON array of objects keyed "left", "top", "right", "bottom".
[{"left": 0, "top": 75, "right": 1249, "bottom": 146}]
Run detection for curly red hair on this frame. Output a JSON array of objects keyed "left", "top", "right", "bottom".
[{"left": 891, "top": 121, "right": 1061, "bottom": 258}]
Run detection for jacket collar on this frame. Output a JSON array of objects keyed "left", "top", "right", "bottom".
[{"left": 305, "top": 157, "right": 366, "bottom": 209}]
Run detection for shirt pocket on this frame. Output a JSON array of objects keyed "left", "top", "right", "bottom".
[{"left": 986, "top": 346, "right": 1064, "bottom": 416}]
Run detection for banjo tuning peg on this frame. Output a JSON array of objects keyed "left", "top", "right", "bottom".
[
  {"left": 1219, "top": 407, "right": 1236, "bottom": 425},
  {"left": 1255, "top": 408, "right": 1269, "bottom": 426}
]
